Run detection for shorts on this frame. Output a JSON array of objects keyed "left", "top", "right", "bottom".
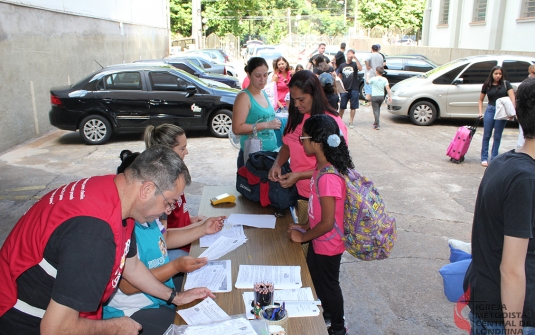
[
  {"left": 364, "top": 82, "right": 372, "bottom": 95},
  {"left": 340, "top": 89, "right": 359, "bottom": 109}
]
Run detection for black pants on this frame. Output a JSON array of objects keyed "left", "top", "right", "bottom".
[
  {"left": 307, "top": 243, "right": 344, "bottom": 333},
  {"left": 131, "top": 305, "right": 176, "bottom": 335}
]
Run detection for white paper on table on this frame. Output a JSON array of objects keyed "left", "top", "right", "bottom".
[
  {"left": 184, "top": 260, "right": 232, "bottom": 292},
  {"left": 235, "top": 265, "right": 302, "bottom": 289},
  {"left": 226, "top": 213, "right": 276, "bottom": 229},
  {"left": 200, "top": 224, "right": 246, "bottom": 248},
  {"left": 242, "top": 288, "right": 320, "bottom": 319},
  {"left": 177, "top": 297, "right": 229, "bottom": 325},
  {"left": 198, "top": 236, "right": 247, "bottom": 260},
  {"left": 181, "top": 317, "right": 257, "bottom": 335}
]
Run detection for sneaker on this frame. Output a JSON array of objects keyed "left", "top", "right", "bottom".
[
  {"left": 481, "top": 161, "right": 488, "bottom": 167},
  {"left": 349, "top": 124, "right": 354, "bottom": 129},
  {"left": 361, "top": 101, "right": 369, "bottom": 106}
]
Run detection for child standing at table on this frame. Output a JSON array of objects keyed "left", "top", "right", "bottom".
[{"left": 288, "top": 114, "right": 352, "bottom": 335}]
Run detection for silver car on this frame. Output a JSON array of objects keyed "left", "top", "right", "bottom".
[{"left": 387, "top": 55, "right": 535, "bottom": 126}]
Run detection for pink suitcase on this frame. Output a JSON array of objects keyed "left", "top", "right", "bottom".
[{"left": 446, "top": 118, "right": 480, "bottom": 164}]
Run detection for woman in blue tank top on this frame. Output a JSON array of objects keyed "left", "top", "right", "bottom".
[{"left": 232, "top": 57, "right": 282, "bottom": 168}]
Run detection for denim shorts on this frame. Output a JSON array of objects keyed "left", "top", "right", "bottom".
[{"left": 340, "top": 89, "right": 359, "bottom": 109}]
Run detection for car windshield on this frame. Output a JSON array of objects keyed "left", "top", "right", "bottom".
[
  {"left": 169, "top": 68, "right": 210, "bottom": 87},
  {"left": 421, "top": 58, "right": 467, "bottom": 78}
]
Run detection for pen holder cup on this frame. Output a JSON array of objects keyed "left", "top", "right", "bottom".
[{"left": 260, "top": 305, "right": 289, "bottom": 335}]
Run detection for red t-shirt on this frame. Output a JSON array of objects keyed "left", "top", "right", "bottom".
[{"left": 166, "top": 193, "right": 192, "bottom": 252}]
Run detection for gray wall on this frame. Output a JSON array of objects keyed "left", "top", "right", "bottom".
[{"left": 0, "top": 2, "right": 168, "bottom": 153}]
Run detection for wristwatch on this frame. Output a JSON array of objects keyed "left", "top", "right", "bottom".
[{"left": 166, "top": 288, "right": 177, "bottom": 305}]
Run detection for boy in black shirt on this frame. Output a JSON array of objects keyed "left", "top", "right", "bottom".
[
  {"left": 336, "top": 49, "right": 362, "bottom": 125},
  {"left": 464, "top": 77, "right": 535, "bottom": 334}
]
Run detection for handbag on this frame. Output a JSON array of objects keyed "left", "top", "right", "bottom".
[
  {"left": 243, "top": 119, "right": 263, "bottom": 165},
  {"left": 494, "top": 97, "right": 516, "bottom": 120}
]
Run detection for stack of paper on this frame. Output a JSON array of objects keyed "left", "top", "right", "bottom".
[
  {"left": 226, "top": 214, "right": 276, "bottom": 229},
  {"left": 184, "top": 260, "right": 232, "bottom": 292},
  {"left": 235, "top": 265, "right": 302, "bottom": 289},
  {"left": 199, "top": 236, "right": 247, "bottom": 260},
  {"left": 177, "top": 297, "right": 229, "bottom": 325},
  {"left": 242, "top": 287, "right": 321, "bottom": 319},
  {"left": 199, "top": 224, "right": 246, "bottom": 248}
]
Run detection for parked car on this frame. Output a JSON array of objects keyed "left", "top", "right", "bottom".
[
  {"left": 387, "top": 55, "right": 535, "bottom": 126},
  {"left": 163, "top": 56, "right": 237, "bottom": 77},
  {"left": 257, "top": 49, "right": 283, "bottom": 73},
  {"left": 136, "top": 59, "right": 240, "bottom": 88},
  {"left": 186, "top": 49, "right": 228, "bottom": 63},
  {"left": 49, "top": 65, "right": 239, "bottom": 144},
  {"left": 355, "top": 55, "right": 438, "bottom": 98}
]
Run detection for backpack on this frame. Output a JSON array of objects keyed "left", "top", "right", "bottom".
[
  {"left": 315, "top": 165, "right": 397, "bottom": 261},
  {"left": 236, "top": 151, "right": 298, "bottom": 210}
]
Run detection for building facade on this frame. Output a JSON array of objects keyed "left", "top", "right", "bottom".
[
  {"left": 422, "top": 0, "right": 535, "bottom": 52},
  {"left": 0, "top": 0, "right": 170, "bottom": 153}
]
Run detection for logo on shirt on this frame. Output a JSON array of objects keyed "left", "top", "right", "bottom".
[
  {"left": 342, "top": 66, "right": 354, "bottom": 78},
  {"left": 158, "top": 235, "right": 167, "bottom": 258},
  {"left": 111, "top": 238, "right": 131, "bottom": 288}
]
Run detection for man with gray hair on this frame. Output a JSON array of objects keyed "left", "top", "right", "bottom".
[{"left": 0, "top": 145, "right": 214, "bottom": 335}]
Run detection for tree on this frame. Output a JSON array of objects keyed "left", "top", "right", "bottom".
[
  {"left": 170, "top": 0, "right": 192, "bottom": 37},
  {"left": 358, "top": 0, "right": 425, "bottom": 31}
]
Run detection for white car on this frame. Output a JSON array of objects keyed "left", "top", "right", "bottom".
[{"left": 387, "top": 55, "right": 535, "bottom": 126}]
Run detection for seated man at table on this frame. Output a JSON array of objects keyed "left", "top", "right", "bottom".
[
  {"left": 102, "top": 150, "right": 225, "bottom": 335},
  {"left": 0, "top": 145, "right": 214, "bottom": 335}
]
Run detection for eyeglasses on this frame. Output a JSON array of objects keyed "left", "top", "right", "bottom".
[
  {"left": 153, "top": 182, "right": 177, "bottom": 214},
  {"left": 299, "top": 136, "right": 312, "bottom": 144}
]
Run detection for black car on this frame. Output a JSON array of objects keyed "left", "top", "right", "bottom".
[
  {"left": 49, "top": 65, "right": 239, "bottom": 144},
  {"left": 135, "top": 59, "right": 239, "bottom": 88},
  {"left": 357, "top": 55, "right": 438, "bottom": 98}
]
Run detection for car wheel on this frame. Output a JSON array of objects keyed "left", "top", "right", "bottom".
[
  {"left": 209, "top": 109, "right": 232, "bottom": 138},
  {"left": 79, "top": 115, "right": 112, "bottom": 145},
  {"left": 359, "top": 82, "right": 365, "bottom": 100},
  {"left": 409, "top": 101, "right": 437, "bottom": 126}
]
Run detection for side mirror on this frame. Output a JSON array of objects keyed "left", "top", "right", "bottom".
[
  {"left": 452, "top": 78, "right": 463, "bottom": 85},
  {"left": 185, "top": 86, "right": 197, "bottom": 98}
]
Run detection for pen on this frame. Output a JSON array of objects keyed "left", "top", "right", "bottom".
[
  {"left": 271, "top": 308, "right": 279, "bottom": 320},
  {"left": 289, "top": 206, "right": 298, "bottom": 223},
  {"left": 290, "top": 227, "right": 307, "bottom": 234}
]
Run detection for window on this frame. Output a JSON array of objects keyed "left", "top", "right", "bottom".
[
  {"left": 439, "top": 0, "right": 450, "bottom": 24},
  {"left": 502, "top": 60, "right": 533, "bottom": 82},
  {"left": 520, "top": 0, "right": 535, "bottom": 18},
  {"left": 97, "top": 72, "right": 142, "bottom": 91},
  {"left": 460, "top": 61, "right": 497, "bottom": 84},
  {"left": 171, "top": 63, "right": 195, "bottom": 75},
  {"left": 432, "top": 64, "right": 468, "bottom": 85},
  {"left": 384, "top": 58, "right": 403, "bottom": 70},
  {"left": 405, "top": 59, "right": 434, "bottom": 72},
  {"left": 200, "top": 60, "right": 212, "bottom": 69},
  {"left": 472, "top": 0, "right": 487, "bottom": 22},
  {"left": 149, "top": 72, "right": 189, "bottom": 91}
]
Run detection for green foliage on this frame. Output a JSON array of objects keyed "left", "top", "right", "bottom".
[
  {"left": 168, "top": 0, "right": 424, "bottom": 42},
  {"left": 358, "top": 0, "right": 425, "bottom": 30},
  {"left": 170, "top": 0, "right": 192, "bottom": 37}
]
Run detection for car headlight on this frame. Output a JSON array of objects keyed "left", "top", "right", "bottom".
[{"left": 393, "top": 89, "right": 404, "bottom": 96}]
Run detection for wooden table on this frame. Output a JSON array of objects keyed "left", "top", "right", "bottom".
[{"left": 175, "top": 186, "right": 328, "bottom": 335}]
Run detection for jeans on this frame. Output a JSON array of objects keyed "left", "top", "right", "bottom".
[
  {"left": 371, "top": 96, "right": 384, "bottom": 126},
  {"left": 481, "top": 105, "right": 507, "bottom": 162},
  {"left": 340, "top": 89, "right": 360, "bottom": 110},
  {"left": 470, "top": 312, "right": 535, "bottom": 335}
]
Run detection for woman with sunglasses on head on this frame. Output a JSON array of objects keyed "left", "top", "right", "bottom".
[
  {"left": 233, "top": 57, "right": 282, "bottom": 169},
  {"left": 268, "top": 70, "right": 348, "bottom": 201},
  {"left": 272, "top": 56, "right": 292, "bottom": 111}
]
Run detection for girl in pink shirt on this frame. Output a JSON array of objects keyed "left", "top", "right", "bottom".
[{"left": 288, "top": 114, "right": 353, "bottom": 335}]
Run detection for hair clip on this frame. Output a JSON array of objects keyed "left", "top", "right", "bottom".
[{"left": 327, "top": 134, "right": 341, "bottom": 147}]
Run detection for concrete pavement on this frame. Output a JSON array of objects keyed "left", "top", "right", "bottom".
[{"left": 0, "top": 104, "right": 521, "bottom": 334}]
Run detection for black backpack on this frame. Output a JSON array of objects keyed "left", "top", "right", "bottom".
[{"left": 236, "top": 151, "right": 298, "bottom": 211}]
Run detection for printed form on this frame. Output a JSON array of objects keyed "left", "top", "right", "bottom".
[
  {"left": 198, "top": 236, "right": 247, "bottom": 260},
  {"left": 177, "top": 297, "right": 229, "bottom": 325},
  {"left": 199, "top": 224, "right": 246, "bottom": 248},
  {"left": 235, "top": 265, "right": 302, "bottom": 289},
  {"left": 184, "top": 260, "right": 232, "bottom": 292},
  {"left": 242, "top": 287, "right": 320, "bottom": 319},
  {"left": 226, "top": 214, "right": 276, "bottom": 229}
]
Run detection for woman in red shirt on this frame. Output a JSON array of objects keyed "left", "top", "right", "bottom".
[{"left": 271, "top": 56, "right": 292, "bottom": 111}]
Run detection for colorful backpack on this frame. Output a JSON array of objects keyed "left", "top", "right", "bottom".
[{"left": 315, "top": 165, "right": 397, "bottom": 261}]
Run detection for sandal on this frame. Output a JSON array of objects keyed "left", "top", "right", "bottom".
[{"left": 481, "top": 161, "right": 488, "bottom": 167}]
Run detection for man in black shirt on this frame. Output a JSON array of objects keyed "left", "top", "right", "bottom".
[
  {"left": 464, "top": 77, "right": 535, "bottom": 334},
  {"left": 307, "top": 42, "right": 330, "bottom": 70},
  {"left": 334, "top": 43, "right": 346, "bottom": 71},
  {"left": 336, "top": 49, "right": 362, "bottom": 126}
]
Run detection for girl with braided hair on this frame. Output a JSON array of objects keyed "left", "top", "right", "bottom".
[{"left": 288, "top": 114, "right": 352, "bottom": 335}]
